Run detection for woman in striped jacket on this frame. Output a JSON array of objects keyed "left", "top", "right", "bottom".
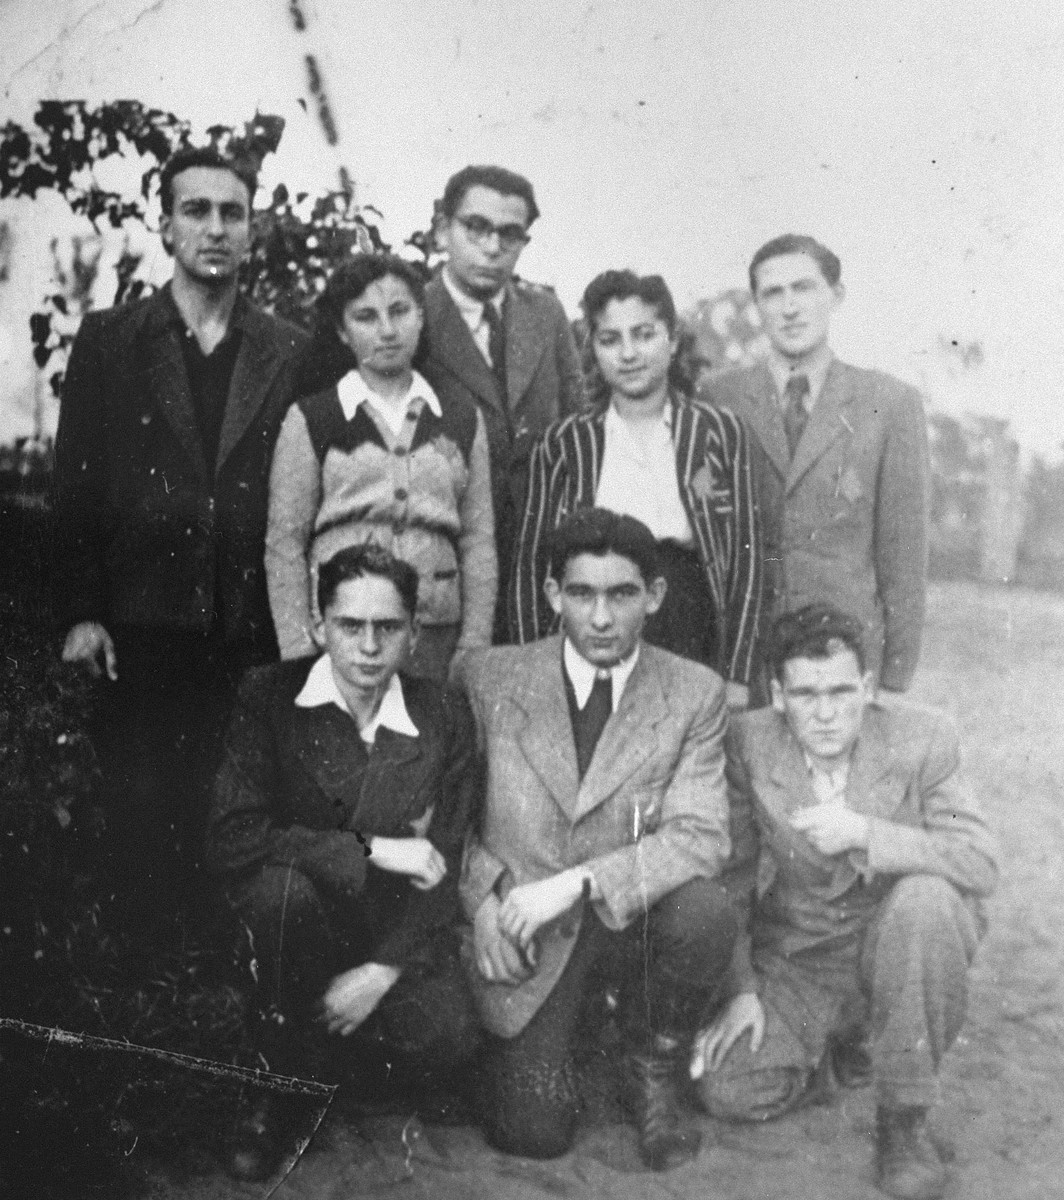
[{"left": 509, "top": 270, "right": 761, "bottom": 707}]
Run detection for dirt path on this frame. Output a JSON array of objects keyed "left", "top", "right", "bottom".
[{"left": 140, "top": 581, "right": 1064, "bottom": 1200}]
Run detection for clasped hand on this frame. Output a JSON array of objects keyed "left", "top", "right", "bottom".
[
  {"left": 689, "top": 992, "right": 765, "bottom": 1080},
  {"left": 369, "top": 835, "right": 445, "bottom": 889},
  {"left": 789, "top": 803, "right": 870, "bottom": 856},
  {"left": 474, "top": 869, "right": 588, "bottom": 986},
  {"left": 320, "top": 962, "right": 400, "bottom": 1036}
]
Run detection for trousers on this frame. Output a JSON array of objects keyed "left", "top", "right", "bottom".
[
  {"left": 480, "top": 877, "right": 737, "bottom": 1158},
  {"left": 226, "top": 865, "right": 481, "bottom": 1085},
  {"left": 697, "top": 874, "right": 983, "bottom": 1118}
]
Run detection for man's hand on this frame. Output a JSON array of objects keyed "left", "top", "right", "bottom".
[
  {"left": 369, "top": 836, "right": 446, "bottom": 890},
  {"left": 790, "top": 804, "right": 871, "bottom": 856},
  {"left": 497, "top": 868, "right": 589, "bottom": 951},
  {"left": 62, "top": 621, "right": 117, "bottom": 681},
  {"left": 473, "top": 893, "right": 533, "bottom": 985},
  {"left": 320, "top": 962, "right": 400, "bottom": 1036},
  {"left": 724, "top": 682, "right": 749, "bottom": 712},
  {"left": 690, "top": 992, "right": 765, "bottom": 1079}
]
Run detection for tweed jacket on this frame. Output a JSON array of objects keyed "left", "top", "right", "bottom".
[
  {"left": 509, "top": 395, "right": 762, "bottom": 683},
  {"left": 723, "top": 701, "right": 998, "bottom": 994},
  {"left": 701, "top": 360, "right": 929, "bottom": 690},
  {"left": 51, "top": 285, "right": 309, "bottom": 656},
  {"left": 205, "top": 658, "right": 481, "bottom": 969},
  {"left": 458, "top": 636, "right": 730, "bottom": 1037},
  {"left": 422, "top": 275, "right": 585, "bottom": 622}
]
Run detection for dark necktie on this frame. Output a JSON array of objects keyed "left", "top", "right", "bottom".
[
  {"left": 482, "top": 300, "right": 508, "bottom": 398},
  {"left": 783, "top": 373, "right": 810, "bottom": 458},
  {"left": 573, "top": 671, "right": 612, "bottom": 781}
]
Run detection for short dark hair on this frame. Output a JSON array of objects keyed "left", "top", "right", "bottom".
[
  {"left": 748, "top": 234, "right": 842, "bottom": 294},
  {"left": 548, "top": 507, "right": 660, "bottom": 585},
  {"left": 317, "top": 544, "right": 419, "bottom": 620},
  {"left": 581, "top": 269, "right": 678, "bottom": 336},
  {"left": 159, "top": 147, "right": 257, "bottom": 216},
  {"left": 439, "top": 164, "right": 540, "bottom": 227},
  {"left": 318, "top": 253, "right": 426, "bottom": 330},
  {"left": 770, "top": 603, "right": 867, "bottom": 680}
]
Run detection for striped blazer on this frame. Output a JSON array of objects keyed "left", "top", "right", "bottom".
[{"left": 509, "top": 395, "right": 762, "bottom": 683}]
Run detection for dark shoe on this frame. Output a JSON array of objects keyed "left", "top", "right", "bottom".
[
  {"left": 627, "top": 1038, "right": 702, "bottom": 1171},
  {"left": 832, "top": 1030, "right": 873, "bottom": 1088},
  {"left": 225, "top": 1095, "right": 286, "bottom": 1183},
  {"left": 875, "top": 1106, "right": 948, "bottom": 1200}
]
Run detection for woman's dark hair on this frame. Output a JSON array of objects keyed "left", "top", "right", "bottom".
[
  {"left": 581, "top": 269, "right": 678, "bottom": 337},
  {"left": 317, "top": 253, "right": 427, "bottom": 330},
  {"left": 579, "top": 269, "right": 689, "bottom": 403},
  {"left": 308, "top": 254, "right": 430, "bottom": 388}
]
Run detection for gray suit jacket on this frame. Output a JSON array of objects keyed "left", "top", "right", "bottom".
[
  {"left": 458, "top": 636, "right": 730, "bottom": 1037},
  {"left": 702, "top": 360, "right": 929, "bottom": 690},
  {"left": 724, "top": 701, "right": 997, "bottom": 994},
  {"left": 422, "top": 276, "right": 584, "bottom": 628}
]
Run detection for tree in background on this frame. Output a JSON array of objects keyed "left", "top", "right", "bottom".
[{"left": 0, "top": 100, "right": 415, "bottom": 408}]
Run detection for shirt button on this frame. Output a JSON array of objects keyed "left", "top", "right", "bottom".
[
  {"left": 394, "top": 446, "right": 407, "bottom": 457},
  {"left": 394, "top": 488, "right": 408, "bottom": 501}
]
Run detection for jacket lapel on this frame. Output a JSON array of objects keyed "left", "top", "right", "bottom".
[
  {"left": 786, "top": 361, "right": 855, "bottom": 493},
  {"left": 424, "top": 277, "right": 505, "bottom": 415},
  {"left": 353, "top": 726, "right": 423, "bottom": 830},
  {"left": 289, "top": 704, "right": 372, "bottom": 816},
  {"left": 513, "top": 643, "right": 582, "bottom": 820},
  {"left": 843, "top": 706, "right": 900, "bottom": 820},
  {"left": 740, "top": 362, "right": 790, "bottom": 480},
  {"left": 573, "top": 651, "right": 667, "bottom": 822},
  {"left": 504, "top": 284, "right": 550, "bottom": 412},
  {"left": 216, "top": 305, "right": 283, "bottom": 474},
  {"left": 764, "top": 726, "right": 836, "bottom": 871},
  {"left": 139, "top": 291, "right": 208, "bottom": 485}
]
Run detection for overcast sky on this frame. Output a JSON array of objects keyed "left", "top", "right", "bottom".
[{"left": 3, "top": 0, "right": 1064, "bottom": 455}]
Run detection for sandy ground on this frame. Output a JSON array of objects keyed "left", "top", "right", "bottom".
[{"left": 132, "top": 579, "right": 1064, "bottom": 1200}]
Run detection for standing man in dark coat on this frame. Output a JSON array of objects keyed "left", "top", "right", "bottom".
[
  {"left": 421, "top": 164, "right": 585, "bottom": 638},
  {"left": 701, "top": 235, "right": 930, "bottom": 698},
  {"left": 51, "top": 146, "right": 309, "bottom": 916}
]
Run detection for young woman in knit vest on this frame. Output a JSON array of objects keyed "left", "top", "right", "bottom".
[{"left": 265, "top": 254, "right": 497, "bottom": 680}]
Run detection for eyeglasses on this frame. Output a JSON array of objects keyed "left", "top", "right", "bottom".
[{"left": 453, "top": 214, "right": 530, "bottom": 251}]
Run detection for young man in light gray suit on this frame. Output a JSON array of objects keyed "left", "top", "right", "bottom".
[
  {"left": 701, "top": 235, "right": 930, "bottom": 699},
  {"left": 422, "top": 165, "right": 585, "bottom": 639},
  {"left": 458, "top": 508, "right": 739, "bottom": 1170},
  {"left": 691, "top": 604, "right": 996, "bottom": 1200}
]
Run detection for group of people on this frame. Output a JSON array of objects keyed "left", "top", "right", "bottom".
[{"left": 50, "top": 146, "right": 997, "bottom": 1200}]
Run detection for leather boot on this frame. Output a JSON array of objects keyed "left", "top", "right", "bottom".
[
  {"left": 626, "top": 1035, "right": 702, "bottom": 1171},
  {"left": 875, "top": 1105, "right": 948, "bottom": 1200}
]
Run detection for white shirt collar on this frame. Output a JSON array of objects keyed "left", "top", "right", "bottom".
[
  {"left": 334, "top": 368, "right": 442, "bottom": 423},
  {"left": 294, "top": 654, "right": 419, "bottom": 744},
  {"left": 441, "top": 265, "right": 505, "bottom": 321},
  {"left": 563, "top": 638, "right": 639, "bottom": 712}
]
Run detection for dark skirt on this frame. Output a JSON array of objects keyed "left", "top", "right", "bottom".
[{"left": 642, "top": 539, "right": 718, "bottom": 669}]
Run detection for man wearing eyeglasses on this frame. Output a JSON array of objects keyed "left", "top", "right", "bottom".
[{"left": 423, "top": 165, "right": 585, "bottom": 640}]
